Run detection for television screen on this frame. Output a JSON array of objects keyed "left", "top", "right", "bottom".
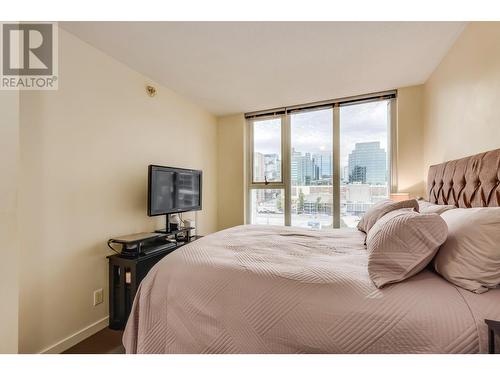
[{"left": 148, "top": 165, "right": 202, "bottom": 216}]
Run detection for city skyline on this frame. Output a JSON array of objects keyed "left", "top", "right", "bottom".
[
  {"left": 255, "top": 140, "right": 387, "bottom": 186},
  {"left": 252, "top": 101, "right": 390, "bottom": 229},
  {"left": 253, "top": 100, "right": 389, "bottom": 168}
]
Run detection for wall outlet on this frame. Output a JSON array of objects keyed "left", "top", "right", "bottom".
[{"left": 93, "top": 288, "right": 103, "bottom": 306}]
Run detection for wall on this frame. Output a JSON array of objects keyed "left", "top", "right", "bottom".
[
  {"left": 0, "top": 91, "right": 19, "bottom": 353},
  {"left": 397, "top": 85, "right": 425, "bottom": 198},
  {"left": 216, "top": 114, "right": 246, "bottom": 230},
  {"left": 18, "top": 28, "right": 218, "bottom": 353},
  {"left": 423, "top": 22, "right": 500, "bottom": 182}
]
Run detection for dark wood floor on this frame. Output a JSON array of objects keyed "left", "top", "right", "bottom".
[{"left": 63, "top": 328, "right": 125, "bottom": 354}]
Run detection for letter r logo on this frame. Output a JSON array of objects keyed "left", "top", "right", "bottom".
[{"left": 2, "top": 23, "right": 53, "bottom": 76}]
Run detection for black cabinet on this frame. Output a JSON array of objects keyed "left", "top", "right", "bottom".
[
  {"left": 108, "top": 235, "right": 202, "bottom": 330},
  {"left": 486, "top": 319, "right": 500, "bottom": 354}
]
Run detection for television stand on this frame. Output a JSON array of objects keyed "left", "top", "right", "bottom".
[
  {"left": 107, "top": 233, "right": 202, "bottom": 330},
  {"left": 154, "top": 214, "right": 195, "bottom": 242},
  {"left": 155, "top": 226, "right": 195, "bottom": 242}
]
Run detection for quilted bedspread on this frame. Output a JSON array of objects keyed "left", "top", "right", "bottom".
[{"left": 123, "top": 225, "right": 500, "bottom": 353}]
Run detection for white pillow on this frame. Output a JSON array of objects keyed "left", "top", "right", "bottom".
[
  {"left": 434, "top": 207, "right": 500, "bottom": 293},
  {"left": 366, "top": 209, "right": 448, "bottom": 288}
]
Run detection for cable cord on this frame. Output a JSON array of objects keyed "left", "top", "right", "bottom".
[{"left": 107, "top": 239, "right": 121, "bottom": 255}]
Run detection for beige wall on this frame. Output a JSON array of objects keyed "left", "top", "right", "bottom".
[
  {"left": 0, "top": 91, "right": 19, "bottom": 353},
  {"left": 18, "top": 28, "right": 218, "bottom": 353},
  {"left": 423, "top": 22, "right": 500, "bottom": 184},
  {"left": 397, "top": 85, "right": 425, "bottom": 198},
  {"left": 216, "top": 114, "right": 246, "bottom": 230}
]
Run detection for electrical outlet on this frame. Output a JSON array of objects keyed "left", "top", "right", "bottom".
[{"left": 93, "top": 288, "right": 103, "bottom": 306}]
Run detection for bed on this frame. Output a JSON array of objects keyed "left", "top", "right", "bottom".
[{"left": 123, "top": 149, "right": 500, "bottom": 354}]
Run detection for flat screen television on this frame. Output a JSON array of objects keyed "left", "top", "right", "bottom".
[{"left": 148, "top": 165, "right": 202, "bottom": 216}]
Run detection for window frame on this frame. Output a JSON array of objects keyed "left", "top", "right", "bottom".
[
  {"left": 247, "top": 114, "right": 289, "bottom": 225},
  {"left": 246, "top": 94, "right": 397, "bottom": 228},
  {"left": 248, "top": 114, "right": 286, "bottom": 186}
]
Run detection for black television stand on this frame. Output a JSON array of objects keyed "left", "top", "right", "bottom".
[
  {"left": 158, "top": 213, "right": 173, "bottom": 234},
  {"left": 107, "top": 230, "right": 202, "bottom": 330},
  {"left": 155, "top": 214, "right": 194, "bottom": 242}
]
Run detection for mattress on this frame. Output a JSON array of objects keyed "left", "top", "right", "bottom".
[{"left": 123, "top": 225, "right": 500, "bottom": 353}]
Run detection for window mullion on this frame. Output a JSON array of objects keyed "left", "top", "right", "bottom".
[
  {"left": 246, "top": 119, "right": 253, "bottom": 224},
  {"left": 283, "top": 113, "right": 291, "bottom": 226},
  {"left": 333, "top": 105, "right": 341, "bottom": 228},
  {"left": 389, "top": 98, "right": 398, "bottom": 194}
]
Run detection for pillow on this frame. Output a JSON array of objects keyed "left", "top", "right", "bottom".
[
  {"left": 417, "top": 199, "right": 456, "bottom": 215},
  {"left": 366, "top": 208, "right": 448, "bottom": 288},
  {"left": 357, "top": 198, "right": 419, "bottom": 233},
  {"left": 434, "top": 208, "right": 500, "bottom": 294}
]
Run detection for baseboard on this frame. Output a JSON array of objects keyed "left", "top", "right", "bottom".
[{"left": 39, "top": 316, "right": 109, "bottom": 354}]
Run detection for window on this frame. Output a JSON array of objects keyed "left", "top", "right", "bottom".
[
  {"left": 290, "top": 108, "right": 333, "bottom": 229},
  {"left": 248, "top": 115, "right": 286, "bottom": 226},
  {"left": 252, "top": 118, "right": 282, "bottom": 183},
  {"left": 340, "top": 101, "right": 391, "bottom": 228},
  {"left": 250, "top": 189, "right": 285, "bottom": 225},
  {"left": 247, "top": 93, "right": 395, "bottom": 228}
]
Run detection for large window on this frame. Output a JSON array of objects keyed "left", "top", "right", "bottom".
[
  {"left": 290, "top": 108, "right": 333, "bottom": 229},
  {"left": 247, "top": 93, "right": 395, "bottom": 228},
  {"left": 249, "top": 116, "right": 286, "bottom": 225},
  {"left": 340, "top": 101, "right": 390, "bottom": 228},
  {"left": 252, "top": 118, "right": 282, "bottom": 184}
]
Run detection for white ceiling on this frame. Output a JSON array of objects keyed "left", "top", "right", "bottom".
[{"left": 61, "top": 22, "right": 466, "bottom": 116}]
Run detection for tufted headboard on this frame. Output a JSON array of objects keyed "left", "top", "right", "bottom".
[{"left": 427, "top": 148, "right": 500, "bottom": 208}]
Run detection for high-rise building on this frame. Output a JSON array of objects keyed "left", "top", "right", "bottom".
[
  {"left": 254, "top": 152, "right": 265, "bottom": 181},
  {"left": 254, "top": 152, "right": 281, "bottom": 183},
  {"left": 291, "top": 148, "right": 301, "bottom": 184},
  {"left": 264, "top": 153, "right": 281, "bottom": 181},
  {"left": 312, "top": 152, "right": 332, "bottom": 179},
  {"left": 291, "top": 149, "right": 332, "bottom": 185},
  {"left": 341, "top": 165, "right": 349, "bottom": 182},
  {"left": 303, "top": 152, "right": 313, "bottom": 185},
  {"left": 348, "top": 142, "right": 387, "bottom": 185},
  {"left": 291, "top": 149, "right": 314, "bottom": 185},
  {"left": 350, "top": 165, "right": 367, "bottom": 183}
]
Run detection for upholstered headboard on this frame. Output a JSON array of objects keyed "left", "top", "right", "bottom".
[{"left": 427, "top": 148, "right": 500, "bottom": 208}]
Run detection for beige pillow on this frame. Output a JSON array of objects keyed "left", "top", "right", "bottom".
[
  {"left": 418, "top": 200, "right": 456, "bottom": 215},
  {"left": 434, "top": 208, "right": 500, "bottom": 294},
  {"left": 357, "top": 199, "right": 419, "bottom": 233},
  {"left": 366, "top": 209, "right": 448, "bottom": 288}
]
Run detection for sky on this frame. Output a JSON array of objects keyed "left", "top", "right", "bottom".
[
  {"left": 253, "top": 100, "right": 389, "bottom": 168},
  {"left": 339, "top": 101, "right": 389, "bottom": 166}
]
